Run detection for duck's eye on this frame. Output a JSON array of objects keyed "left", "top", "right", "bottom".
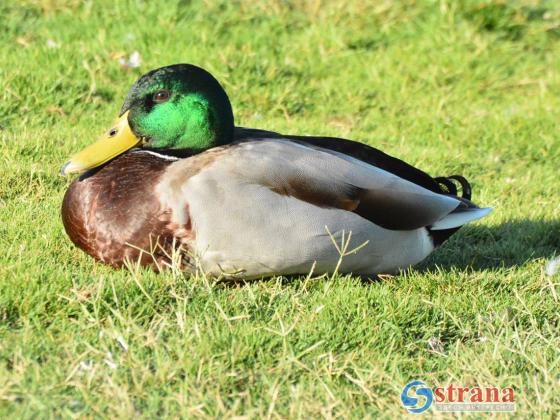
[{"left": 153, "top": 89, "right": 171, "bottom": 103}]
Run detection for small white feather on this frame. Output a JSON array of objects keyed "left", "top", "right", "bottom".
[{"left": 546, "top": 256, "right": 560, "bottom": 276}]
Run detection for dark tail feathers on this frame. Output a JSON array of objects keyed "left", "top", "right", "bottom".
[
  {"left": 434, "top": 175, "right": 472, "bottom": 200},
  {"left": 429, "top": 175, "right": 476, "bottom": 247}
]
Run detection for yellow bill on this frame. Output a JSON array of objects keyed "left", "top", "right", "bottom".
[{"left": 60, "top": 111, "right": 140, "bottom": 176}]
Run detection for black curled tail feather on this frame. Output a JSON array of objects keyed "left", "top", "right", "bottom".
[
  {"left": 430, "top": 175, "right": 473, "bottom": 247},
  {"left": 434, "top": 175, "right": 472, "bottom": 200}
]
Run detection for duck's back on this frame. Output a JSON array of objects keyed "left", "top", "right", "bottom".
[
  {"left": 234, "top": 127, "right": 442, "bottom": 193},
  {"left": 234, "top": 127, "right": 474, "bottom": 246}
]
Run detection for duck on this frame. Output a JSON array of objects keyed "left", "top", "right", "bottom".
[{"left": 61, "top": 63, "right": 491, "bottom": 278}]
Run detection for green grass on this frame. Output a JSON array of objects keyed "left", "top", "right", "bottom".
[{"left": 1, "top": 0, "right": 560, "bottom": 417}]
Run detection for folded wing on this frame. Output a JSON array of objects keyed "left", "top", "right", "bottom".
[{"left": 223, "top": 139, "right": 488, "bottom": 231}]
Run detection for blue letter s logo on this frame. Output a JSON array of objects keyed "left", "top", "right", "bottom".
[{"left": 401, "top": 380, "right": 433, "bottom": 414}]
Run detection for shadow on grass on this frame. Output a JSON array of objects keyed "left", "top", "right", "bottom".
[{"left": 418, "top": 219, "right": 560, "bottom": 272}]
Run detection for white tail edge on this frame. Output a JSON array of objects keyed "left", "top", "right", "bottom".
[{"left": 430, "top": 207, "right": 493, "bottom": 231}]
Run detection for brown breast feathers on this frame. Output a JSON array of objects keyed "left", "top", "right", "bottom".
[{"left": 61, "top": 151, "right": 185, "bottom": 269}]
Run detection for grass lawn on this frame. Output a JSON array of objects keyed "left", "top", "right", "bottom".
[{"left": 1, "top": 0, "right": 560, "bottom": 417}]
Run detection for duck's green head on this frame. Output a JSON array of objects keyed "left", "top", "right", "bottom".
[{"left": 61, "top": 64, "right": 234, "bottom": 175}]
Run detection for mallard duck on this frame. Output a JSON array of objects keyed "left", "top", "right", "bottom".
[{"left": 61, "top": 64, "right": 491, "bottom": 278}]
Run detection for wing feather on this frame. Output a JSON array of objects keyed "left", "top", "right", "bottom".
[{"left": 220, "top": 139, "right": 462, "bottom": 230}]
